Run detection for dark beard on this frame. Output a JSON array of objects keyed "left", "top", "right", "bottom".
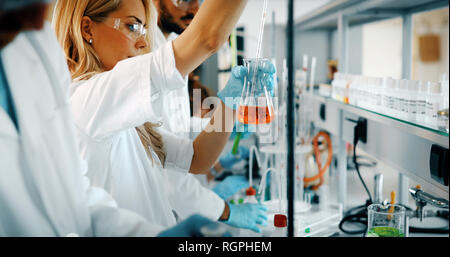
[{"left": 158, "top": 3, "right": 185, "bottom": 35}]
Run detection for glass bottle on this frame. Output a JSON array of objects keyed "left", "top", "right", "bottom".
[
  {"left": 416, "top": 81, "right": 428, "bottom": 124},
  {"left": 407, "top": 80, "right": 419, "bottom": 123},
  {"left": 374, "top": 77, "right": 383, "bottom": 111},
  {"left": 398, "top": 79, "right": 409, "bottom": 120},
  {"left": 426, "top": 82, "right": 443, "bottom": 128},
  {"left": 383, "top": 77, "right": 395, "bottom": 117},
  {"left": 238, "top": 58, "right": 275, "bottom": 125}
]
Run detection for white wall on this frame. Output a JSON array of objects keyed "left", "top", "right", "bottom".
[
  {"left": 331, "top": 26, "right": 363, "bottom": 76},
  {"left": 361, "top": 18, "right": 403, "bottom": 79},
  {"left": 361, "top": 7, "right": 449, "bottom": 82},
  {"left": 237, "top": 0, "right": 331, "bottom": 59}
]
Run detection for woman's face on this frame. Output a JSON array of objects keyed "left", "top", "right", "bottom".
[{"left": 85, "top": 0, "right": 148, "bottom": 71}]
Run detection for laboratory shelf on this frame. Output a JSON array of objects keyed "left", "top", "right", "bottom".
[
  {"left": 295, "top": 0, "right": 449, "bottom": 31},
  {"left": 305, "top": 93, "right": 449, "bottom": 199},
  {"left": 310, "top": 94, "right": 449, "bottom": 146},
  {"left": 333, "top": 97, "right": 448, "bottom": 142}
]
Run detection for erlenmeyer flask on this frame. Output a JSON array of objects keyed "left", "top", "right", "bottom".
[{"left": 238, "top": 58, "right": 275, "bottom": 125}]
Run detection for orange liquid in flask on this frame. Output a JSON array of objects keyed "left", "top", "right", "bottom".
[{"left": 237, "top": 105, "right": 274, "bottom": 124}]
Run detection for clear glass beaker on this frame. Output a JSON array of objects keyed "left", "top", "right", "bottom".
[
  {"left": 238, "top": 58, "right": 275, "bottom": 125},
  {"left": 367, "top": 204, "right": 407, "bottom": 237}
]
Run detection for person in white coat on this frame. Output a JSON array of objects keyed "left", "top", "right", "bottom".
[
  {"left": 53, "top": 0, "right": 272, "bottom": 233},
  {"left": 0, "top": 0, "right": 221, "bottom": 237}
]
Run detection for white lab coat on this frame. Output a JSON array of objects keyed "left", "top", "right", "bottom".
[
  {"left": 0, "top": 23, "right": 164, "bottom": 236},
  {"left": 154, "top": 28, "right": 191, "bottom": 138},
  {"left": 153, "top": 27, "right": 224, "bottom": 218},
  {"left": 70, "top": 40, "right": 224, "bottom": 227}
]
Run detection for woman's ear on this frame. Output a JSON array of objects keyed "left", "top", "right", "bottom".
[{"left": 81, "top": 16, "right": 94, "bottom": 43}]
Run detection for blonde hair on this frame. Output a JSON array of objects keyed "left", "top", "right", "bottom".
[{"left": 53, "top": 0, "right": 166, "bottom": 165}]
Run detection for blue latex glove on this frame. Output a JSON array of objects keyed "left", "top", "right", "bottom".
[
  {"left": 223, "top": 203, "right": 268, "bottom": 233},
  {"left": 218, "top": 61, "right": 276, "bottom": 110},
  {"left": 212, "top": 175, "right": 249, "bottom": 200},
  {"left": 158, "top": 214, "right": 231, "bottom": 237},
  {"left": 219, "top": 146, "right": 250, "bottom": 170}
]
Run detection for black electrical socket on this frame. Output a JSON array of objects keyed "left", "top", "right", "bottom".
[
  {"left": 320, "top": 103, "right": 326, "bottom": 121},
  {"left": 346, "top": 117, "right": 368, "bottom": 144},
  {"left": 357, "top": 117, "right": 367, "bottom": 144}
]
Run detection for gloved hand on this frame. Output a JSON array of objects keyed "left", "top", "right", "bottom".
[
  {"left": 223, "top": 203, "right": 268, "bottom": 233},
  {"left": 218, "top": 61, "right": 276, "bottom": 110},
  {"left": 212, "top": 175, "right": 249, "bottom": 200},
  {"left": 219, "top": 146, "right": 250, "bottom": 170},
  {"left": 158, "top": 214, "right": 231, "bottom": 237}
]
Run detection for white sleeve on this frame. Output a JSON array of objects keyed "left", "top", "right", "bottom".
[
  {"left": 158, "top": 129, "right": 225, "bottom": 221},
  {"left": 166, "top": 169, "right": 225, "bottom": 221},
  {"left": 70, "top": 41, "right": 187, "bottom": 141},
  {"left": 158, "top": 128, "right": 194, "bottom": 173},
  {"left": 79, "top": 160, "right": 166, "bottom": 236}
]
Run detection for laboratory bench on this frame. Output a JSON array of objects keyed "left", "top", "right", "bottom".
[{"left": 326, "top": 165, "right": 449, "bottom": 237}]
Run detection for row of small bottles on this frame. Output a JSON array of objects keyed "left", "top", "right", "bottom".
[{"left": 331, "top": 73, "right": 449, "bottom": 132}]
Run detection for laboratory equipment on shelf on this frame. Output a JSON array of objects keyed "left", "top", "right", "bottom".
[
  {"left": 439, "top": 73, "right": 450, "bottom": 132},
  {"left": 437, "top": 108, "right": 449, "bottom": 132},
  {"left": 330, "top": 72, "right": 450, "bottom": 132}
]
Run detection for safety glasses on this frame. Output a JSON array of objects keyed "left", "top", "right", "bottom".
[
  {"left": 101, "top": 17, "right": 147, "bottom": 42},
  {"left": 171, "top": 0, "right": 203, "bottom": 11}
]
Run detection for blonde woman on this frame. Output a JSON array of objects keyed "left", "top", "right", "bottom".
[{"left": 53, "top": 0, "right": 274, "bottom": 233}]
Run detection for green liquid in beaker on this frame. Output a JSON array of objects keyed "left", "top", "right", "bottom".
[{"left": 367, "top": 227, "right": 405, "bottom": 237}]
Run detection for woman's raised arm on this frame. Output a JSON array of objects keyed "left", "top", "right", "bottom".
[{"left": 172, "top": 0, "right": 248, "bottom": 77}]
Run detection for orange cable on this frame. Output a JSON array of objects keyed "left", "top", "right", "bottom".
[{"left": 304, "top": 131, "right": 333, "bottom": 186}]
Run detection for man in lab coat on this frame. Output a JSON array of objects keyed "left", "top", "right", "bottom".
[{"left": 0, "top": 0, "right": 220, "bottom": 237}]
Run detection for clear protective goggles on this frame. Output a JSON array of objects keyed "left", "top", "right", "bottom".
[
  {"left": 171, "top": 0, "right": 203, "bottom": 11},
  {"left": 102, "top": 17, "right": 147, "bottom": 42}
]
